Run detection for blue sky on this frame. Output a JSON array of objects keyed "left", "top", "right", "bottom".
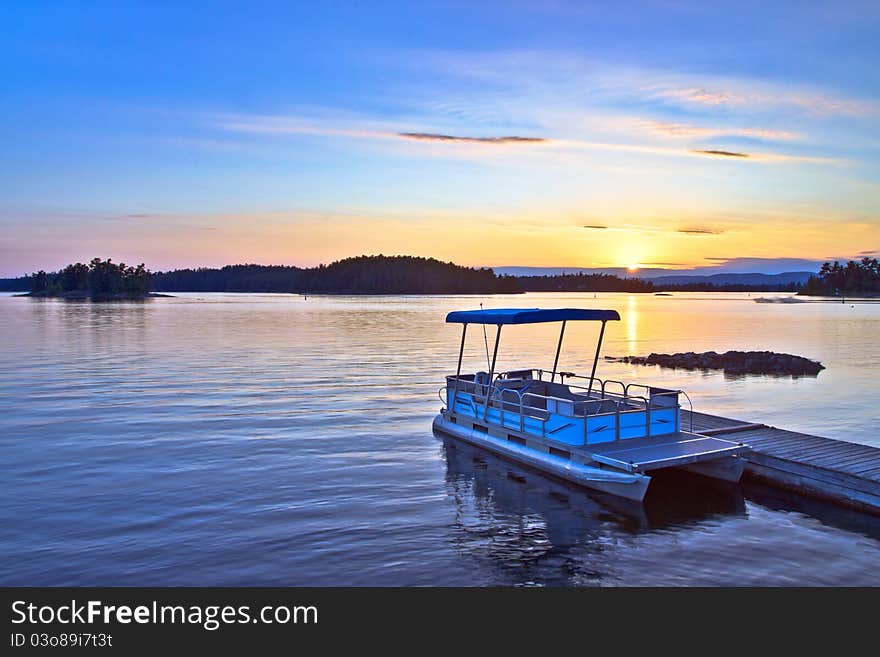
[{"left": 1, "top": 1, "right": 878, "bottom": 276}]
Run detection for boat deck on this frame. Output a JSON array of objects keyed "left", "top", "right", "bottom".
[
  {"left": 684, "top": 410, "right": 880, "bottom": 515},
  {"left": 588, "top": 432, "right": 746, "bottom": 472}
]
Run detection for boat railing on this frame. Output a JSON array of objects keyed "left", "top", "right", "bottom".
[
  {"left": 502, "top": 370, "right": 614, "bottom": 393},
  {"left": 446, "top": 374, "right": 679, "bottom": 406},
  {"left": 497, "top": 388, "right": 548, "bottom": 432},
  {"left": 561, "top": 382, "right": 685, "bottom": 436},
  {"left": 679, "top": 389, "right": 694, "bottom": 432},
  {"left": 562, "top": 375, "right": 684, "bottom": 412},
  {"left": 559, "top": 373, "right": 630, "bottom": 399},
  {"left": 439, "top": 382, "right": 552, "bottom": 431},
  {"left": 442, "top": 374, "right": 682, "bottom": 443}
]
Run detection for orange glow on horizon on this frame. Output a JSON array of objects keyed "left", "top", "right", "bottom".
[{"left": 7, "top": 207, "right": 877, "bottom": 277}]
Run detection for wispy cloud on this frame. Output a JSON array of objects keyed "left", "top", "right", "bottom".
[
  {"left": 412, "top": 49, "right": 880, "bottom": 119},
  {"left": 656, "top": 87, "right": 742, "bottom": 107},
  {"left": 691, "top": 149, "right": 749, "bottom": 158},
  {"left": 397, "top": 132, "right": 546, "bottom": 144},
  {"left": 209, "top": 112, "right": 842, "bottom": 165},
  {"left": 702, "top": 256, "right": 827, "bottom": 269},
  {"left": 634, "top": 120, "right": 797, "bottom": 141},
  {"left": 93, "top": 211, "right": 219, "bottom": 232},
  {"left": 213, "top": 115, "right": 549, "bottom": 148},
  {"left": 645, "top": 81, "right": 878, "bottom": 117},
  {"left": 677, "top": 227, "right": 725, "bottom": 235},
  {"left": 685, "top": 149, "right": 838, "bottom": 163},
  {"left": 213, "top": 115, "right": 382, "bottom": 140},
  {"left": 585, "top": 223, "right": 727, "bottom": 236}
]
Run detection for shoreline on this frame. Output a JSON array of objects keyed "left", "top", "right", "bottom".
[{"left": 15, "top": 291, "right": 173, "bottom": 300}]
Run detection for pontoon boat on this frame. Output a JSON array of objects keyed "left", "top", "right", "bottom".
[{"left": 432, "top": 308, "right": 750, "bottom": 502}]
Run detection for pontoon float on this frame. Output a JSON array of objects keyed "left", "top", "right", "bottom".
[{"left": 433, "top": 308, "right": 750, "bottom": 502}]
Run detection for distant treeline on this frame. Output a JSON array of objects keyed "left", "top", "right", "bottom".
[
  {"left": 799, "top": 258, "right": 880, "bottom": 296},
  {"left": 0, "top": 276, "right": 30, "bottom": 291},
  {"left": 517, "top": 272, "right": 801, "bottom": 293},
  {"left": 518, "top": 273, "right": 654, "bottom": 292},
  {"left": 153, "top": 255, "right": 520, "bottom": 294},
  {"left": 0, "top": 254, "right": 825, "bottom": 296}
]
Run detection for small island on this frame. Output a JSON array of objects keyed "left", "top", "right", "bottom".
[
  {"left": 20, "top": 258, "right": 165, "bottom": 300},
  {"left": 613, "top": 350, "right": 825, "bottom": 376}
]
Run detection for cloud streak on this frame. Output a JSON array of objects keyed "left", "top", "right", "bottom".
[
  {"left": 213, "top": 115, "right": 549, "bottom": 148},
  {"left": 210, "top": 113, "right": 841, "bottom": 165},
  {"left": 645, "top": 81, "right": 878, "bottom": 117},
  {"left": 677, "top": 227, "right": 724, "bottom": 235},
  {"left": 584, "top": 224, "right": 727, "bottom": 236},
  {"left": 691, "top": 149, "right": 749, "bottom": 158},
  {"left": 397, "top": 132, "right": 547, "bottom": 144},
  {"left": 634, "top": 120, "right": 797, "bottom": 141}
]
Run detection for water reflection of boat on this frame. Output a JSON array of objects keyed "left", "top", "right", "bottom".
[
  {"left": 434, "top": 308, "right": 750, "bottom": 501},
  {"left": 439, "top": 435, "right": 747, "bottom": 583}
]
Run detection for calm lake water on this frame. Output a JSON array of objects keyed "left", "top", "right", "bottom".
[{"left": 1, "top": 291, "right": 879, "bottom": 585}]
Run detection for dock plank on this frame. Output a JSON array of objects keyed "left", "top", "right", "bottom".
[
  {"left": 806, "top": 452, "right": 880, "bottom": 468},
  {"left": 768, "top": 441, "right": 879, "bottom": 460},
  {"left": 682, "top": 410, "right": 880, "bottom": 515},
  {"left": 836, "top": 462, "right": 880, "bottom": 478},
  {"left": 764, "top": 443, "right": 873, "bottom": 460}
]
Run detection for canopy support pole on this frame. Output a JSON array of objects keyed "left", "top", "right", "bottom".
[
  {"left": 483, "top": 324, "right": 502, "bottom": 420},
  {"left": 451, "top": 323, "right": 467, "bottom": 409},
  {"left": 550, "top": 320, "right": 567, "bottom": 383},
  {"left": 587, "top": 320, "right": 607, "bottom": 397}
]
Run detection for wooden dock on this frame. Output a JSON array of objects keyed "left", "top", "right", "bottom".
[{"left": 684, "top": 410, "right": 880, "bottom": 515}]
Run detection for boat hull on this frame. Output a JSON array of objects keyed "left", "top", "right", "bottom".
[{"left": 433, "top": 413, "right": 652, "bottom": 502}]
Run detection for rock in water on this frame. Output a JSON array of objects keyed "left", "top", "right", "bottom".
[{"left": 617, "top": 350, "right": 824, "bottom": 376}]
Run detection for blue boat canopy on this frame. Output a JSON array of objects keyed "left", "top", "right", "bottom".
[{"left": 445, "top": 307, "right": 620, "bottom": 325}]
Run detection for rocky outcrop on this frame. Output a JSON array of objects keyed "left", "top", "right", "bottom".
[{"left": 614, "top": 350, "right": 824, "bottom": 376}]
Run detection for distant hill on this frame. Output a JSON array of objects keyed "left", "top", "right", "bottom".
[
  {"left": 493, "top": 257, "right": 826, "bottom": 279},
  {"left": 493, "top": 267, "right": 814, "bottom": 287},
  {"left": 649, "top": 271, "right": 814, "bottom": 287}
]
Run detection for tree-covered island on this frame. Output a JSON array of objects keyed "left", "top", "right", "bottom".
[{"left": 24, "top": 258, "right": 157, "bottom": 300}]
